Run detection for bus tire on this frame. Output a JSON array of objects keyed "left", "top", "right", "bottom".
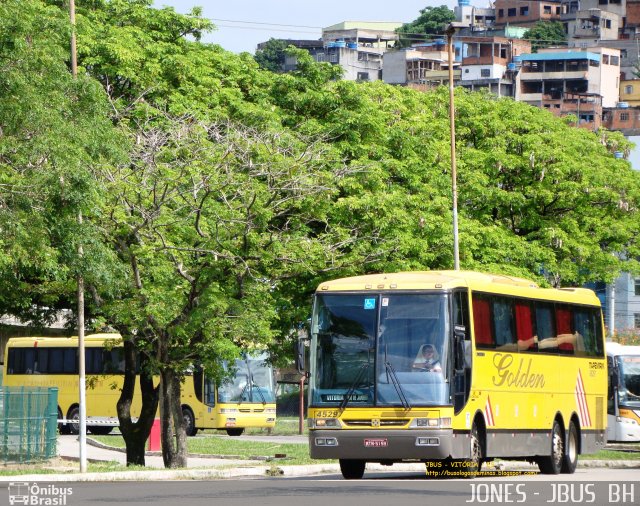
[
  {"left": 226, "top": 428, "right": 244, "bottom": 437},
  {"left": 89, "top": 426, "right": 114, "bottom": 436},
  {"left": 58, "top": 407, "right": 70, "bottom": 435},
  {"left": 467, "top": 422, "right": 484, "bottom": 477},
  {"left": 561, "top": 420, "right": 579, "bottom": 474},
  {"left": 182, "top": 407, "right": 197, "bottom": 437},
  {"left": 67, "top": 406, "right": 81, "bottom": 435},
  {"left": 339, "top": 459, "right": 365, "bottom": 480},
  {"left": 538, "top": 420, "right": 564, "bottom": 474}
]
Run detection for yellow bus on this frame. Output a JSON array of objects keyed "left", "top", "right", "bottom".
[
  {"left": 302, "top": 271, "right": 607, "bottom": 479},
  {"left": 3, "top": 334, "right": 276, "bottom": 437}
]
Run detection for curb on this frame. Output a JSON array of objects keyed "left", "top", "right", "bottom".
[{"left": 1, "top": 459, "right": 639, "bottom": 482}]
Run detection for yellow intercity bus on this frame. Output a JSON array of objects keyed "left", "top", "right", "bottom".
[
  {"left": 303, "top": 271, "right": 607, "bottom": 479},
  {"left": 3, "top": 334, "right": 276, "bottom": 436}
]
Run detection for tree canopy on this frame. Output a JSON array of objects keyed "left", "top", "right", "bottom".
[
  {"left": 396, "top": 6, "right": 455, "bottom": 47},
  {"left": 254, "top": 38, "right": 290, "bottom": 72},
  {"left": 523, "top": 21, "right": 567, "bottom": 52},
  {"left": 2, "top": 0, "right": 640, "bottom": 469}
]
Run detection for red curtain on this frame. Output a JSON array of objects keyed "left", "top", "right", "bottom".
[
  {"left": 473, "top": 297, "right": 493, "bottom": 346},
  {"left": 556, "top": 307, "right": 574, "bottom": 352},
  {"left": 515, "top": 302, "right": 534, "bottom": 350}
]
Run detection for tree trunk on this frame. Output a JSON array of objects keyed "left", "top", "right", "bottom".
[
  {"left": 116, "top": 339, "right": 159, "bottom": 466},
  {"left": 159, "top": 367, "right": 188, "bottom": 468}
]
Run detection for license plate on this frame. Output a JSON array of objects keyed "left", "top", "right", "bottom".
[{"left": 364, "top": 438, "right": 388, "bottom": 447}]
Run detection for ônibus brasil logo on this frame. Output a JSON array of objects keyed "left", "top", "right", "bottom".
[{"left": 8, "top": 482, "right": 73, "bottom": 506}]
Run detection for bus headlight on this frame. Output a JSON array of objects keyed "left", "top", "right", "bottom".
[
  {"left": 265, "top": 407, "right": 276, "bottom": 414},
  {"left": 309, "top": 418, "right": 341, "bottom": 429},
  {"left": 410, "top": 417, "right": 451, "bottom": 429},
  {"left": 220, "top": 408, "right": 238, "bottom": 414},
  {"left": 617, "top": 417, "right": 638, "bottom": 425},
  {"left": 315, "top": 437, "right": 339, "bottom": 446}
]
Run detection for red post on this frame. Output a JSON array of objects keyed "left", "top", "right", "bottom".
[{"left": 148, "top": 418, "right": 161, "bottom": 451}]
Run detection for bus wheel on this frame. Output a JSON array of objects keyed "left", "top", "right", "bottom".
[
  {"left": 182, "top": 407, "right": 197, "bottom": 437},
  {"left": 467, "top": 422, "right": 483, "bottom": 477},
  {"left": 538, "top": 420, "right": 563, "bottom": 474},
  {"left": 226, "top": 428, "right": 244, "bottom": 437},
  {"left": 89, "top": 426, "right": 114, "bottom": 436},
  {"left": 339, "top": 459, "right": 365, "bottom": 480},
  {"left": 67, "top": 407, "right": 81, "bottom": 435},
  {"left": 561, "top": 421, "right": 579, "bottom": 474},
  {"left": 58, "top": 408, "right": 70, "bottom": 435}
]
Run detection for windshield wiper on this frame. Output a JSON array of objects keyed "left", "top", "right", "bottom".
[
  {"left": 250, "top": 374, "right": 267, "bottom": 405},
  {"left": 339, "top": 362, "right": 370, "bottom": 413},
  {"left": 237, "top": 374, "right": 250, "bottom": 404},
  {"left": 383, "top": 345, "right": 410, "bottom": 409}
]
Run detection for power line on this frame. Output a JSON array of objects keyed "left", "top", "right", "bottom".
[
  {"left": 212, "top": 18, "right": 322, "bottom": 30},
  {"left": 215, "top": 24, "right": 320, "bottom": 36}
]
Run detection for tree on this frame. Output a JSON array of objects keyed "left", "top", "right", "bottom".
[
  {"left": 254, "top": 38, "right": 290, "bottom": 72},
  {"left": 97, "top": 116, "right": 347, "bottom": 467},
  {"left": 523, "top": 21, "right": 567, "bottom": 52},
  {"left": 0, "top": 0, "right": 123, "bottom": 327},
  {"left": 396, "top": 6, "right": 455, "bottom": 47}
]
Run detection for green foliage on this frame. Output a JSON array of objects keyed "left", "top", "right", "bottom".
[
  {"left": 611, "top": 330, "right": 640, "bottom": 346},
  {"left": 0, "top": 0, "right": 125, "bottom": 327},
  {"left": 523, "top": 21, "right": 567, "bottom": 52},
  {"left": 254, "top": 38, "right": 290, "bottom": 72},
  {"left": 396, "top": 6, "right": 455, "bottom": 47}
]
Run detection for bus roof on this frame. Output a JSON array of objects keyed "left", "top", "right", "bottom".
[
  {"left": 6, "top": 333, "right": 122, "bottom": 348},
  {"left": 606, "top": 341, "right": 640, "bottom": 357},
  {"left": 316, "top": 270, "right": 600, "bottom": 305}
]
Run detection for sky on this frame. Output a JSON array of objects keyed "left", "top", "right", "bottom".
[{"left": 156, "top": 1, "right": 458, "bottom": 54}]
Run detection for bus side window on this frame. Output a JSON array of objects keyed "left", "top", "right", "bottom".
[
  {"left": 555, "top": 305, "right": 575, "bottom": 356},
  {"left": 492, "top": 297, "right": 516, "bottom": 350},
  {"left": 472, "top": 294, "right": 494, "bottom": 349},
  {"left": 515, "top": 301, "right": 537, "bottom": 352},
  {"left": 574, "top": 308, "right": 602, "bottom": 358},
  {"left": 535, "top": 303, "right": 557, "bottom": 353}
]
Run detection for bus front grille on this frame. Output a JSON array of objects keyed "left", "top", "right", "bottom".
[{"left": 343, "top": 419, "right": 410, "bottom": 427}]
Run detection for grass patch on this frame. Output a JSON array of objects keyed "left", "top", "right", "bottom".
[
  {"left": 582, "top": 449, "right": 640, "bottom": 461},
  {"left": 244, "top": 417, "right": 308, "bottom": 436},
  {"left": 0, "top": 459, "right": 149, "bottom": 476},
  {"left": 91, "top": 434, "right": 321, "bottom": 465}
]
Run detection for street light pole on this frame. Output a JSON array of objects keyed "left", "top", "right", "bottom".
[
  {"left": 69, "top": 0, "right": 87, "bottom": 474},
  {"left": 446, "top": 23, "right": 463, "bottom": 271}
]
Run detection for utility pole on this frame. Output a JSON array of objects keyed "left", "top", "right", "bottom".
[
  {"left": 69, "top": 0, "right": 87, "bottom": 474},
  {"left": 446, "top": 23, "right": 465, "bottom": 271}
]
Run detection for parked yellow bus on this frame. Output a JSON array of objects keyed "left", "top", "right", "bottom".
[
  {"left": 3, "top": 334, "right": 276, "bottom": 436},
  {"left": 302, "top": 271, "right": 607, "bottom": 479}
]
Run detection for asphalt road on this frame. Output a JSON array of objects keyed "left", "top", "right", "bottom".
[{"left": 1, "top": 468, "right": 638, "bottom": 506}]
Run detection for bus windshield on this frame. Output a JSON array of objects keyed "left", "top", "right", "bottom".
[
  {"left": 618, "top": 355, "right": 640, "bottom": 408},
  {"left": 310, "top": 293, "right": 450, "bottom": 407},
  {"left": 217, "top": 353, "right": 275, "bottom": 403}
]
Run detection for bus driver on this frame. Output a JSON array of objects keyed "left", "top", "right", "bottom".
[{"left": 412, "top": 344, "right": 442, "bottom": 372}]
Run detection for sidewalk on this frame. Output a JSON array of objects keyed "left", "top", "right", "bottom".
[{"left": 0, "top": 435, "right": 638, "bottom": 482}]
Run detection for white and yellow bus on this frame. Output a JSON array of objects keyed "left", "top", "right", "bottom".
[
  {"left": 3, "top": 334, "right": 276, "bottom": 436},
  {"left": 303, "top": 271, "right": 607, "bottom": 479},
  {"left": 606, "top": 341, "right": 640, "bottom": 442}
]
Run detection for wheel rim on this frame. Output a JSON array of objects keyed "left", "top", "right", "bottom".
[
  {"left": 471, "top": 426, "right": 481, "bottom": 468},
  {"left": 183, "top": 410, "right": 193, "bottom": 433},
  {"left": 552, "top": 425, "right": 563, "bottom": 469},
  {"left": 567, "top": 426, "right": 577, "bottom": 463},
  {"left": 70, "top": 409, "right": 80, "bottom": 433}
]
